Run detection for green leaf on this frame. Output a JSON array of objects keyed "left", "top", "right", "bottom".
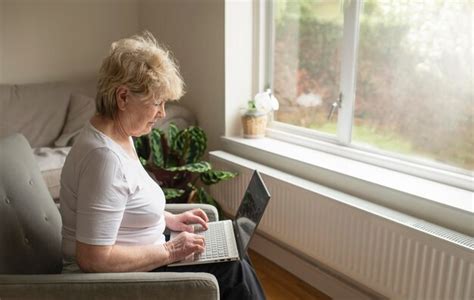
[
  {"left": 167, "top": 123, "right": 180, "bottom": 150},
  {"left": 139, "top": 157, "right": 147, "bottom": 166},
  {"left": 150, "top": 129, "right": 165, "bottom": 168},
  {"left": 172, "top": 128, "right": 188, "bottom": 158},
  {"left": 200, "top": 170, "right": 238, "bottom": 185},
  {"left": 134, "top": 136, "right": 150, "bottom": 162},
  {"left": 166, "top": 161, "right": 211, "bottom": 173},
  {"left": 162, "top": 188, "right": 185, "bottom": 200},
  {"left": 134, "top": 137, "right": 143, "bottom": 152},
  {"left": 171, "top": 126, "right": 207, "bottom": 165},
  {"left": 185, "top": 127, "right": 207, "bottom": 164}
]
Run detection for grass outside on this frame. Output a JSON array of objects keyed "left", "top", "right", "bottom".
[
  {"left": 277, "top": 110, "right": 472, "bottom": 170},
  {"left": 311, "top": 121, "right": 414, "bottom": 156}
]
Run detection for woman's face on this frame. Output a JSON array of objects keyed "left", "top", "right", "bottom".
[{"left": 117, "top": 89, "right": 166, "bottom": 137}]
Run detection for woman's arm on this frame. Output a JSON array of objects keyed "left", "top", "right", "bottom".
[
  {"left": 76, "top": 231, "right": 205, "bottom": 273},
  {"left": 72, "top": 149, "right": 208, "bottom": 272},
  {"left": 76, "top": 242, "right": 169, "bottom": 273}
]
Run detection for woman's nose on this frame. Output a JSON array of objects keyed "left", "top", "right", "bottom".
[{"left": 157, "top": 103, "right": 166, "bottom": 118}]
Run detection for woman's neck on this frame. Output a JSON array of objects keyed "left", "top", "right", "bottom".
[{"left": 90, "top": 114, "right": 130, "bottom": 146}]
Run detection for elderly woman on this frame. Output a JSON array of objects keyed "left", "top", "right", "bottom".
[{"left": 59, "top": 32, "right": 265, "bottom": 299}]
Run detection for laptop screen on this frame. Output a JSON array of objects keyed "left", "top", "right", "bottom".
[{"left": 234, "top": 170, "right": 271, "bottom": 254}]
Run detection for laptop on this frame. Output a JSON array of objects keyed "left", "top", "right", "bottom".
[{"left": 168, "top": 170, "right": 271, "bottom": 266}]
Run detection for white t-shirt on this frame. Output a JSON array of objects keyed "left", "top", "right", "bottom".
[{"left": 60, "top": 121, "right": 166, "bottom": 259}]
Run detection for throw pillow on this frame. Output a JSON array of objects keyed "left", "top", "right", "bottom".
[{"left": 54, "top": 93, "right": 95, "bottom": 147}]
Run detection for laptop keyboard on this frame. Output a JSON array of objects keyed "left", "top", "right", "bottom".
[{"left": 196, "top": 222, "right": 230, "bottom": 260}]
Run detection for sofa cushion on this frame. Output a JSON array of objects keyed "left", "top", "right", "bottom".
[
  {"left": 33, "top": 147, "right": 71, "bottom": 200},
  {"left": 55, "top": 93, "right": 95, "bottom": 147},
  {"left": 0, "top": 81, "right": 96, "bottom": 148},
  {"left": 40, "top": 169, "right": 62, "bottom": 202},
  {"left": 0, "top": 134, "right": 63, "bottom": 274}
]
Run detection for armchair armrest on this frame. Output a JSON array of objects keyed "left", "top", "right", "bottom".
[
  {"left": 0, "top": 272, "right": 219, "bottom": 300},
  {"left": 165, "top": 204, "right": 219, "bottom": 222}
]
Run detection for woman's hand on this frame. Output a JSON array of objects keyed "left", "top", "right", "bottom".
[
  {"left": 164, "top": 231, "right": 205, "bottom": 263},
  {"left": 165, "top": 209, "right": 209, "bottom": 232}
]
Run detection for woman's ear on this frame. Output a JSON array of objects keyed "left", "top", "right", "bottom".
[{"left": 116, "top": 85, "right": 129, "bottom": 111}]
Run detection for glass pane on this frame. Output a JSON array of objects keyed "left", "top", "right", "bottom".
[
  {"left": 355, "top": 0, "right": 473, "bottom": 171},
  {"left": 273, "top": 0, "right": 344, "bottom": 135}
]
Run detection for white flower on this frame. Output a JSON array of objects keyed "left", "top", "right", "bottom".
[
  {"left": 296, "top": 92, "right": 322, "bottom": 108},
  {"left": 253, "top": 90, "right": 279, "bottom": 113}
]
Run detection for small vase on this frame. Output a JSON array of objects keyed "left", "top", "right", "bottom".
[{"left": 241, "top": 111, "right": 267, "bottom": 139}]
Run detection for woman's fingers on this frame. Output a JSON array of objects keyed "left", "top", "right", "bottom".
[
  {"left": 175, "top": 209, "right": 209, "bottom": 231},
  {"left": 188, "top": 215, "right": 208, "bottom": 230},
  {"left": 187, "top": 209, "right": 209, "bottom": 230},
  {"left": 185, "top": 232, "right": 205, "bottom": 247},
  {"left": 192, "top": 208, "right": 209, "bottom": 223},
  {"left": 189, "top": 233, "right": 205, "bottom": 253},
  {"left": 194, "top": 234, "right": 205, "bottom": 246},
  {"left": 166, "top": 231, "right": 209, "bottom": 263},
  {"left": 193, "top": 243, "right": 205, "bottom": 254}
]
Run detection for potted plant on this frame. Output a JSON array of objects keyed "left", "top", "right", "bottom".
[
  {"left": 241, "top": 89, "right": 279, "bottom": 138},
  {"left": 134, "top": 123, "right": 237, "bottom": 209}
]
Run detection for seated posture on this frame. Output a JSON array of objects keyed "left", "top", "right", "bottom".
[{"left": 59, "top": 31, "right": 265, "bottom": 299}]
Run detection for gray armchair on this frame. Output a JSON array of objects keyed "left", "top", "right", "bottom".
[{"left": 0, "top": 134, "right": 219, "bottom": 300}]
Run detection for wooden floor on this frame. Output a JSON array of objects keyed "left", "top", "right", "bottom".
[{"left": 249, "top": 250, "right": 331, "bottom": 300}]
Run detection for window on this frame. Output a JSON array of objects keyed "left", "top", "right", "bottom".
[{"left": 266, "top": 0, "right": 473, "bottom": 189}]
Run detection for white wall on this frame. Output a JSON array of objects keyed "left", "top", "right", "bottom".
[
  {"left": 0, "top": 0, "right": 4, "bottom": 77},
  {"left": 0, "top": 0, "right": 226, "bottom": 150},
  {"left": 139, "top": 0, "right": 225, "bottom": 151},
  {"left": 0, "top": 0, "right": 139, "bottom": 84},
  {"left": 225, "top": 0, "right": 255, "bottom": 137}
]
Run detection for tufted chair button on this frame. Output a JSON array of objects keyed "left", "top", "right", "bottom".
[
  {"left": 24, "top": 237, "right": 30, "bottom": 245},
  {"left": 44, "top": 215, "right": 49, "bottom": 221},
  {"left": 5, "top": 197, "right": 10, "bottom": 204},
  {"left": 29, "top": 179, "right": 33, "bottom": 185}
]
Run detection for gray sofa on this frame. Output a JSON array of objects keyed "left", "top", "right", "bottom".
[
  {"left": 0, "top": 133, "right": 219, "bottom": 299},
  {"left": 0, "top": 80, "right": 196, "bottom": 201}
]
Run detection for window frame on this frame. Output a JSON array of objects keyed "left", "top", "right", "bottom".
[{"left": 261, "top": 0, "right": 473, "bottom": 191}]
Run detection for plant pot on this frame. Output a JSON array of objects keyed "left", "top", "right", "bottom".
[{"left": 241, "top": 112, "right": 268, "bottom": 139}]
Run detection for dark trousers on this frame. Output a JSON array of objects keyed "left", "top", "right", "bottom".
[{"left": 153, "top": 254, "right": 266, "bottom": 300}]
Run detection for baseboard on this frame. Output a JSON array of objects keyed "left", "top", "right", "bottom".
[{"left": 249, "top": 233, "right": 384, "bottom": 300}]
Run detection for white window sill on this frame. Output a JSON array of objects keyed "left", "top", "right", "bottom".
[{"left": 221, "top": 136, "right": 474, "bottom": 236}]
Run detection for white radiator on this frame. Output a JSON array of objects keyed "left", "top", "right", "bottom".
[{"left": 209, "top": 151, "right": 474, "bottom": 300}]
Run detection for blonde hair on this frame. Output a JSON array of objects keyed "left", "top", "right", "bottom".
[{"left": 96, "top": 31, "right": 184, "bottom": 118}]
